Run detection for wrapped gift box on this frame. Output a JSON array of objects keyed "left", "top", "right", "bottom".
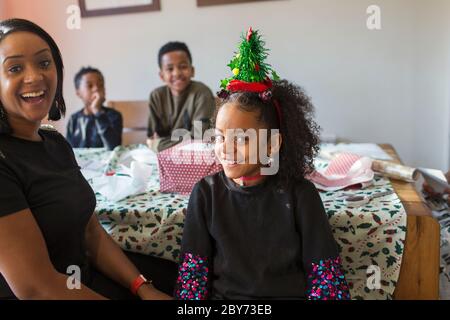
[{"left": 157, "top": 140, "right": 223, "bottom": 194}]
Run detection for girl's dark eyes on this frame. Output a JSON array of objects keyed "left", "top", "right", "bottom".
[
  {"left": 39, "top": 60, "right": 51, "bottom": 68},
  {"left": 213, "top": 135, "right": 248, "bottom": 144},
  {"left": 213, "top": 135, "right": 224, "bottom": 143}
]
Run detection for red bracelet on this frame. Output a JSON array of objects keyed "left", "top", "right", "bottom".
[{"left": 130, "top": 274, "right": 151, "bottom": 296}]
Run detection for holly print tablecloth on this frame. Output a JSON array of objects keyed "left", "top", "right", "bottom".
[
  {"left": 320, "top": 177, "right": 406, "bottom": 299},
  {"left": 74, "top": 145, "right": 407, "bottom": 300},
  {"left": 74, "top": 145, "right": 189, "bottom": 263}
]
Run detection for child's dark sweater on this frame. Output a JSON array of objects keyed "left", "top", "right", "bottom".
[
  {"left": 175, "top": 171, "right": 350, "bottom": 300},
  {"left": 66, "top": 106, "right": 122, "bottom": 150}
]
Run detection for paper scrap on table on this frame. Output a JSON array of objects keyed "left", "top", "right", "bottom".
[
  {"left": 77, "top": 158, "right": 107, "bottom": 171},
  {"left": 372, "top": 160, "right": 418, "bottom": 182},
  {"left": 108, "top": 147, "right": 158, "bottom": 168},
  {"left": 309, "top": 153, "right": 374, "bottom": 191},
  {"left": 91, "top": 161, "right": 153, "bottom": 202},
  {"left": 417, "top": 168, "right": 450, "bottom": 194},
  {"left": 80, "top": 169, "right": 104, "bottom": 181},
  {"left": 128, "top": 148, "right": 158, "bottom": 165},
  {"left": 77, "top": 159, "right": 108, "bottom": 181}
]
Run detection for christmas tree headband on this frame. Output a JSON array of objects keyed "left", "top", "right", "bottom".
[{"left": 219, "top": 27, "right": 282, "bottom": 125}]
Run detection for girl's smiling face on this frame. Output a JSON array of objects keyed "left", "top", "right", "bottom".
[
  {"left": 214, "top": 102, "right": 268, "bottom": 180},
  {"left": 0, "top": 31, "right": 57, "bottom": 126}
]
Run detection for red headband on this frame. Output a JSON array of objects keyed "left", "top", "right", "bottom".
[
  {"left": 226, "top": 78, "right": 282, "bottom": 127},
  {"left": 227, "top": 79, "right": 272, "bottom": 93}
]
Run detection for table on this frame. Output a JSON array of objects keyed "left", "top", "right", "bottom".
[{"left": 380, "top": 145, "right": 440, "bottom": 300}]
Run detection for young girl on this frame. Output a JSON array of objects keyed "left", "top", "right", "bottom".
[{"left": 175, "top": 28, "right": 350, "bottom": 300}]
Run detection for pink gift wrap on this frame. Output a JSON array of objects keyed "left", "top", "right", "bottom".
[{"left": 157, "top": 141, "right": 223, "bottom": 194}]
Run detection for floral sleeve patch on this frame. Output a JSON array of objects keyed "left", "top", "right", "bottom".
[
  {"left": 306, "top": 256, "right": 351, "bottom": 300},
  {"left": 175, "top": 253, "right": 209, "bottom": 300}
]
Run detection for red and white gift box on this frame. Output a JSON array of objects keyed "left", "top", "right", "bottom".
[{"left": 157, "top": 140, "right": 223, "bottom": 194}]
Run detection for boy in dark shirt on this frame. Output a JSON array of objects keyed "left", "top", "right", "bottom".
[
  {"left": 67, "top": 67, "right": 122, "bottom": 150},
  {"left": 146, "top": 42, "right": 215, "bottom": 152}
]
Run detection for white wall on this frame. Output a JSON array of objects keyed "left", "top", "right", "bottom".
[
  {"left": 2, "top": 0, "right": 449, "bottom": 169},
  {"left": 0, "top": 1, "right": 8, "bottom": 20},
  {"left": 411, "top": 0, "right": 450, "bottom": 170}
]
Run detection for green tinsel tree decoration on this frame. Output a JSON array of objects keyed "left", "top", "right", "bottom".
[{"left": 221, "top": 27, "right": 280, "bottom": 90}]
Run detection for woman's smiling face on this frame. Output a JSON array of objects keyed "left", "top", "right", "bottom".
[{"left": 0, "top": 31, "right": 57, "bottom": 125}]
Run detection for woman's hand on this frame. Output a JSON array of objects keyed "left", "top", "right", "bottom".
[
  {"left": 84, "top": 216, "right": 174, "bottom": 300},
  {"left": 137, "top": 283, "right": 173, "bottom": 300}
]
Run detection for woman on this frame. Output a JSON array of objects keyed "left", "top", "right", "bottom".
[{"left": 0, "top": 18, "right": 174, "bottom": 300}]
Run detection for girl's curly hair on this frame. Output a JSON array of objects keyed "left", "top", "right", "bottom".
[{"left": 214, "top": 79, "right": 320, "bottom": 186}]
